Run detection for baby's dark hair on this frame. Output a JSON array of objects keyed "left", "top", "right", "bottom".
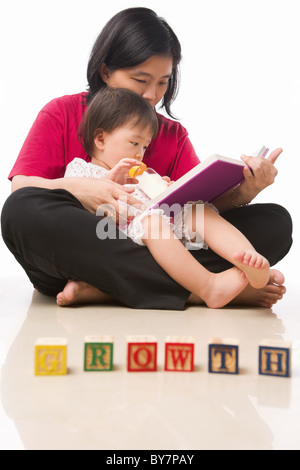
[{"left": 79, "top": 87, "right": 159, "bottom": 157}]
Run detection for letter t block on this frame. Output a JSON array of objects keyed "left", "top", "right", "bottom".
[
  {"left": 259, "top": 339, "right": 292, "bottom": 377},
  {"left": 165, "top": 336, "right": 195, "bottom": 372},
  {"left": 208, "top": 338, "right": 239, "bottom": 375},
  {"left": 84, "top": 335, "right": 114, "bottom": 371},
  {"left": 127, "top": 335, "right": 157, "bottom": 372},
  {"left": 35, "top": 338, "right": 67, "bottom": 376}
]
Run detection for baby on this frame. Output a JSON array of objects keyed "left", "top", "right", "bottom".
[{"left": 60, "top": 87, "right": 271, "bottom": 308}]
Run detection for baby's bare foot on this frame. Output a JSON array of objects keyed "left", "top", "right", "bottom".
[
  {"left": 57, "top": 281, "right": 112, "bottom": 307},
  {"left": 233, "top": 251, "right": 270, "bottom": 289},
  {"left": 201, "top": 267, "right": 248, "bottom": 309}
]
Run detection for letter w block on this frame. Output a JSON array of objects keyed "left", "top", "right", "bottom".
[{"left": 165, "top": 336, "right": 195, "bottom": 372}]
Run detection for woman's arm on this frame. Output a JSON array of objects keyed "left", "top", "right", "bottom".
[
  {"left": 11, "top": 175, "right": 65, "bottom": 193},
  {"left": 11, "top": 175, "right": 142, "bottom": 215},
  {"left": 213, "top": 148, "right": 282, "bottom": 213}
]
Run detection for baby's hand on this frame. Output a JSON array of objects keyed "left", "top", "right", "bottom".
[
  {"left": 162, "top": 176, "right": 175, "bottom": 187},
  {"left": 105, "top": 159, "right": 142, "bottom": 185}
]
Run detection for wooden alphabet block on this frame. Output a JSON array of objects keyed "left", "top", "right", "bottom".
[
  {"left": 165, "top": 336, "right": 195, "bottom": 372},
  {"left": 35, "top": 338, "right": 67, "bottom": 376},
  {"left": 209, "top": 338, "right": 239, "bottom": 375},
  {"left": 259, "top": 339, "right": 292, "bottom": 378},
  {"left": 127, "top": 335, "right": 157, "bottom": 372},
  {"left": 84, "top": 335, "right": 114, "bottom": 371}
]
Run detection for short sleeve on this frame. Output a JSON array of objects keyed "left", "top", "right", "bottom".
[
  {"left": 8, "top": 110, "right": 65, "bottom": 180},
  {"left": 8, "top": 93, "right": 88, "bottom": 181}
]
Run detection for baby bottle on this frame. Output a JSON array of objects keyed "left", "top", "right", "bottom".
[{"left": 128, "top": 163, "right": 168, "bottom": 199}]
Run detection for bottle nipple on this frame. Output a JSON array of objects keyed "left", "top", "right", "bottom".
[{"left": 128, "top": 162, "right": 147, "bottom": 179}]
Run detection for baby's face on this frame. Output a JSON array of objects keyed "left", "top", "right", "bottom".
[{"left": 100, "top": 122, "right": 153, "bottom": 168}]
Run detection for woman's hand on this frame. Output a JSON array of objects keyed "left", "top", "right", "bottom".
[
  {"left": 213, "top": 148, "right": 283, "bottom": 213},
  {"left": 11, "top": 165, "right": 144, "bottom": 219},
  {"left": 72, "top": 177, "right": 143, "bottom": 215},
  {"left": 68, "top": 158, "right": 144, "bottom": 216},
  {"left": 239, "top": 148, "right": 282, "bottom": 201}
]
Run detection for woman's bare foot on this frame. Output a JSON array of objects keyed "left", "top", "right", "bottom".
[
  {"left": 231, "top": 269, "right": 286, "bottom": 308},
  {"left": 233, "top": 251, "right": 270, "bottom": 289},
  {"left": 57, "top": 281, "right": 113, "bottom": 307},
  {"left": 199, "top": 267, "right": 248, "bottom": 309},
  {"left": 188, "top": 268, "right": 286, "bottom": 309}
]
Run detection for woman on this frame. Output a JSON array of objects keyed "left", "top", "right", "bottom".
[{"left": 1, "top": 7, "right": 292, "bottom": 309}]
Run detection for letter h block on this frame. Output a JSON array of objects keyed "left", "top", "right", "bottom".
[
  {"left": 35, "top": 338, "right": 67, "bottom": 376},
  {"left": 127, "top": 335, "right": 157, "bottom": 372},
  {"left": 84, "top": 335, "right": 114, "bottom": 371},
  {"left": 165, "top": 336, "right": 195, "bottom": 372},
  {"left": 259, "top": 339, "right": 292, "bottom": 377},
  {"left": 208, "top": 338, "right": 239, "bottom": 375}
]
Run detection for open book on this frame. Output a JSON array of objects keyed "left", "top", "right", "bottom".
[{"left": 145, "top": 154, "right": 246, "bottom": 213}]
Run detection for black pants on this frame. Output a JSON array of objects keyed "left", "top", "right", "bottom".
[{"left": 1, "top": 187, "right": 293, "bottom": 310}]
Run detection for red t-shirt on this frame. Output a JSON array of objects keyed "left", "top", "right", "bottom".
[{"left": 8, "top": 92, "right": 200, "bottom": 181}]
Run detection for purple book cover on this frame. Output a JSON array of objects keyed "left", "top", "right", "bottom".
[{"left": 148, "top": 158, "right": 245, "bottom": 214}]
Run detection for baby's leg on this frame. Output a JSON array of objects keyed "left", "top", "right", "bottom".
[
  {"left": 185, "top": 204, "right": 270, "bottom": 289},
  {"left": 141, "top": 214, "right": 248, "bottom": 308}
]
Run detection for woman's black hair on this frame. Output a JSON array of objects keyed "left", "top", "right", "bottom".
[
  {"left": 78, "top": 87, "right": 159, "bottom": 158},
  {"left": 86, "top": 7, "right": 182, "bottom": 118}
]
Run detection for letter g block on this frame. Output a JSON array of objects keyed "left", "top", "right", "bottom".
[{"left": 35, "top": 338, "right": 67, "bottom": 375}]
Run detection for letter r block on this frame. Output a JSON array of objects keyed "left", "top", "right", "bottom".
[
  {"left": 259, "top": 339, "right": 292, "bottom": 377},
  {"left": 35, "top": 338, "right": 67, "bottom": 376},
  {"left": 209, "top": 338, "right": 239, "bottom": 375},
  {"left": 127, "top": 336, "right": 157, "bottom": 372},
  {"left": 165, "top": 336, "right": 195, "bottom": 372},
  {"left": 84, "top": 335, "right": 114, "bottom": 371}
]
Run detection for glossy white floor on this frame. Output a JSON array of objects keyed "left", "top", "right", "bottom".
[{"left": 1, "top": 260, "right": 299, "bottom": 450}]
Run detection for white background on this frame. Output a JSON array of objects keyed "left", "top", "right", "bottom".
[
  {"left": 0, "top": 0, "right": 299, "bottom": 450},
  {"left": 0, "top": 0, "right": 298, "bottom": 279}
]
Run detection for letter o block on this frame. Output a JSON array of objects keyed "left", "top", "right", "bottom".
[
  {"left": 127, "top": 336, "right": 157, "bottom": 372},
  {"left": 35, "top": 338, "right": 67, "bottom": 376},
  {"left": 209, "top": 338, "right": 239, "bottom": 375}
]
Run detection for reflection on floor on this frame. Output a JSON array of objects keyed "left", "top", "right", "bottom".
[{"left": 1, "top": 276, "right": 300, "bottom": 450}]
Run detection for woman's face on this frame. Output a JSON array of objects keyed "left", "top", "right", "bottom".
[{"left": 100, "top": 55, "right": 173, "bottom": 108}]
